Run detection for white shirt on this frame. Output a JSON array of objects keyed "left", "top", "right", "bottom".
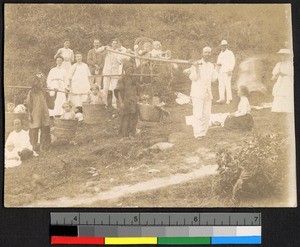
[
  {"left": 47, "top": 66, "right": 67, "bottom": 92},
  {"left": 5, "top": 130, "right": 33, "bottom": 152},
  {"left": 186, "top": 59, "right": 218, "bottom": 99},
  {"left": 234, "top": 96, "right": 251, "bottom": 117},
  {"left": 217, "top": 49, "right": 236, "bottom": 73}
]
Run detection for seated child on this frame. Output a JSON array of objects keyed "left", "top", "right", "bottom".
[
  {"left": 150, "top": 41, "right": 163, "bottom": 58},
  {"left": 5, "top": 118, "right": 36, "bottom": 160},
  {"left": 224, "top": 86, "right": 254, "bottom": 131},
  {"left": 74, "top": 106, "right": 84, "bottom": 122},
  {"left": 60, "top": 102, "right": 76, "bottom": 120},
  {"left": 6, "top": 102, "right": 15, "bottom": 113},
  {"left": 138, "top": 42, "right": 152, "bottom": 57},
  {"left": 5, "top": 142, "right": 22, "bottom": 168},
  {"left": 86, "top": 84, "right": 104, "bottom": 104}
]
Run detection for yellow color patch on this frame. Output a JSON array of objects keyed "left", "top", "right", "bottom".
[{"left": 105, "top": 237, "right": 157, "bottom": 245}]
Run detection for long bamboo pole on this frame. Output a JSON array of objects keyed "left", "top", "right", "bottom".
[{"left": 105, "top": 48, "right": 193, "bottom": 65}]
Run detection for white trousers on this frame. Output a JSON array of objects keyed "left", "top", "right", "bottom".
[
  {"left": 218, "top": 72, "right": 232, "bottom": 101},
  {"left": 192, "top": 95, "right": 212, "bottom": 138},
  {"left": 103, "top": 76, "right": 119, "bottom": 107}
]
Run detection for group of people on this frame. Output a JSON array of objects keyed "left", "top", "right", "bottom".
[
  {"left": 184, "top": 40, "right": 293, "bottom": 140},
  {"left": 5, "top": 37, "right": 293, "bottom": 167}
]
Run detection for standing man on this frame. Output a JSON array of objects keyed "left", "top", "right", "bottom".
[
  {"left": 184, "top": 47, "right": 218, "bottom": 140},
  {"left": 87, "top": 39, "right": 105, "bottom": 87},
  {"left": 216, "top": 40, "right": 236, "bottom": 104}
]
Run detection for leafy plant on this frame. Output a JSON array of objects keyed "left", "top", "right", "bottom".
[{"left": 212, "top": 133, "right": 288, "bottom": 202}]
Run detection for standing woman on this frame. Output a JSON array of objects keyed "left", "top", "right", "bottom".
[
  {"left": 54, "top": 39, "right": 74, "bottom": 72},
  {"left": 271, "top": 49, "right": 293, "bottom": 113},
  {"left": 47, "top": 55, "right": 67, "bottom": 117},
  {"left": 68, "top": 52, "right": 91, "bottom": 107}
]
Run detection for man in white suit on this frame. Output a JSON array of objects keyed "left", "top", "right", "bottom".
[
  {"left": 216, "top": 40, "right": 236, "bottom": 104},
  {"left": 184, "top": 47, "right": 218, "bottom": 140}
]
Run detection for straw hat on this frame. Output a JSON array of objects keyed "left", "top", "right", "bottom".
[
  {"left": 277, "top": 49, "right": 292, "bottom": 54},
  {"left": 220, "top": 40, "right": 228, "bottom": 45}
]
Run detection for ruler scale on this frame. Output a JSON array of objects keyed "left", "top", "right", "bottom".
[{"left": 50, "top": 213, "right": 261, "bottom": 245}]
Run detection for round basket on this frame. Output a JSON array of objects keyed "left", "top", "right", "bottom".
[
  {"left": 138, "top": 104, "right": 161, "bottom": 122},
  {"left": 82, "top": 103, "right": 106, "bottom": 124},
  {"left": 52, "top": 118, "right": 78, "bottom": 139},
  {"left": 5, "top": 112, "right": 29, "bottom": 133}
]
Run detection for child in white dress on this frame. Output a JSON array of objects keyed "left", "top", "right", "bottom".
[
  {"left": 60, "top": 102, "right": 76, "bottom": 120},
  {"left": 86, "top": 84, "right": 104, "bottom": 104},
  {"left": 5, "top": 142, "right": 22, "bottom": 168}
]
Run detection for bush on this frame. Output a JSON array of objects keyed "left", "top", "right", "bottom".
[{"left": 212, "top": 133, "right": 288, "bottom": 201}]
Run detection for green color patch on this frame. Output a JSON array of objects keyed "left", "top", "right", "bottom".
[{"left": 158, "top": 237, "right": 211, "bottom": 244}]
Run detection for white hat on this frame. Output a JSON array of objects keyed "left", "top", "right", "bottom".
[
  {"left": 220, "top": 40, "right": 228, "bottom": 45},
  {"left": 277, "top": 49, "right": 292, "bottom": 54}
]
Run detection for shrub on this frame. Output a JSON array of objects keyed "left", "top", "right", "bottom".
[{"left": 212, "top": 133, "right": 288, "bottom": 202}]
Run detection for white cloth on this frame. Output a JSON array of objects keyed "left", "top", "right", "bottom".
[
  {"left": 47, "top": 66, "right": 67, "bottom": 116},
  {"left": 209, "top": 113, "right": 230, "bottom": 127},
  {"left": 5, "top": 149, "right": 22, "bottom": 168},
  {"left": 217, "top": 49, "right": 235, "bottom": 101},
  {"left": 55, "top": 48, "right": 74, "bottom": 72},
  {"left": 150, "top": 49, "right": 163, "bottom": 57},
  {"left": 186, "top": 59, "right": 217, "bottom": 137},
  {"left": 5, "top": 130, "right": 33, "bottom": 152},
  {"left": 234, "top": 96, "right": 251, "bottom": 117},
  {"left": 68, "top": 63, "right": 91, "bottom": 107},
  {"left": 271, "top": 61, "right": 294, "bottom": 113}
]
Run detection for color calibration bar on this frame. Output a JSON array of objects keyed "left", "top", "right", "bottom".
[{"left": 50, "top": 213, "right": 261, "bottom": 245}]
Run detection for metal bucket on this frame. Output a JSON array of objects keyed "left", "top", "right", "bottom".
[
  {"left": 52, "top": 118, "right": 78, "bottom": 139},
  {"left": 82, "top": 103, "right": 106, "bottom": 124}
]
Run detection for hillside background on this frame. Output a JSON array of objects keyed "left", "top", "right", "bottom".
[{"left": 4, "top": 4, "right": 292, "bottom": 103}]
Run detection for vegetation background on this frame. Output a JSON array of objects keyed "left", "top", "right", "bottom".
[{"left": 4, "top": 4, "right": 291, "bottom": 103}]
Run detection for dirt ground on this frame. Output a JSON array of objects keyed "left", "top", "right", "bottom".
[{"left": 4, "top": 82, "right": 292, "bottom": 207}]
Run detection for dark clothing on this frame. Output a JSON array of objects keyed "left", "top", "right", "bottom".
[
  {"left": 24, "top": 88, "right": 55, "bottom": 129},
  {"left": 224, "top": 113, "right": 254, "bottom": 131},
  {"left": 87, "top": 49, "right": 105, "bottom": 74},
  {"left": 24, "top": 86, "right": 55, "bottom": 151},
  {"left": 114, "top": 75, "right": 140, "bottom": 137},
  {"left": 29, "top": 126, "right": 51, "bottom": 151}
]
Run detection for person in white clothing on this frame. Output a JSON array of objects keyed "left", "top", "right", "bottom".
[
  {"left": 183, "top": 47, "right": 218, "bottom": 140},
  {"left": 216, "top": 40, "right": 236, "bottom": 104},
  {"left": 54, "top": 39, "right": 74, "bottom": 72},
  {"left": 68, "top": 52, "right": 91, "bottom": 107},
  {"left": 97, "top": 38, "right": 128, "bottom": 108},
  {"left": 224, "top": 86, "right": 254, "bottom": 130},
  {"left": 271, "top": 48, "right": 293, "bottom": 113},
  {"left": 47, "top": 56, "right": 68, "bottom": 117}
]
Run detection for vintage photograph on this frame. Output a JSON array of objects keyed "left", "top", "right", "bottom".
[{"left": 3, "top": 4, "right": 296, "bottom": 207}]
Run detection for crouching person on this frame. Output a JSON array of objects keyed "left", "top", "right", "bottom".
[
  {"left": 114, "top": 59, "right": 140, "bottom": 138},
  {"left": 24, "top": 73, "right": 57, "bottom": 152}
]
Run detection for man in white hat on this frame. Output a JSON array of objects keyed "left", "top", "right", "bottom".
[
  {"left": 183, "top": 46, "right": 218, "bottom": 140},
  {"left": 216, "top": 40, "right": 236, "bottom": 104}
]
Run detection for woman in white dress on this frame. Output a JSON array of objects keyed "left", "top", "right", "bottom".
[
  {"left": 68, "top": 52, "right": 91, "bottom": 107},
  {"left": 271, "top": 49, "right": 293, "bottom": 113},
  {"left": 54, "top": 39, "right": 74, "bottom": 72},
  {"left": 47, "top": 56, "right": 67, "bottom": 117}
]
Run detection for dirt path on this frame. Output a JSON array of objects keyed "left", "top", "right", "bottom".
[{"left": 26, "top": 164, "right": 218, "bottom": 207}]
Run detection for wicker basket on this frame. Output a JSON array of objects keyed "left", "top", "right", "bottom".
[
  {"left": 52, "top": 118, "right": 78, "bottom": 139},
  {"left": 5, "top": 112, "right": 29, "bottom": 133},
  {"left": 138, "top": 104, "right": 161, "bottom": 122},
  {"left": 82, "top": 103, "right": 106, "bottom": 124}
]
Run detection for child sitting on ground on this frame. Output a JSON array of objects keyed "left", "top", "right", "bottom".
[
  {"left": 5, "top": 142, "right": 22, "bottom": 168},
  {"left": 60, "top": 101, "right": 76, "bottom": 120},
  {"left": 224, "top": 86, "right": 254, "bottom": 131},
  {"left": 86, "top": 84, "right": 104, "bottom": 104}
]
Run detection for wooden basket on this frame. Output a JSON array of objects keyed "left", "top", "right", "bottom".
[
  {"left": 138, "top": 104, "right": 161, "bottom": 122},
  {"left": 5, "top": 112, "right": 29, "bottom": 133},
  {"left": 52, "top": 118, "right": 78, "bottom": 139},
  {"left": 82, "top": 103, "right": 106, "bottom": 124}
]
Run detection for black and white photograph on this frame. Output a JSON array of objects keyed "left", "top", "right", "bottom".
[{"left": 3, "top": 4, "right": 296, "bottom": 207}]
